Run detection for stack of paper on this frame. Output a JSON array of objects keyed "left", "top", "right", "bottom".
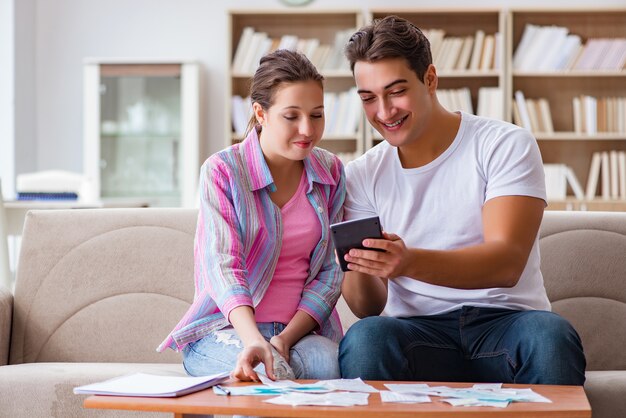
[{"left": 73, "top": 371, "right": 229, "bottom": 397}]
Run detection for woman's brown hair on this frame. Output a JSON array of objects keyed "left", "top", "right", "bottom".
[{"left": 244, "top": 49, "right": 324, "bottom": 137}]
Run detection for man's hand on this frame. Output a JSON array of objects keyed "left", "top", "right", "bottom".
[
  {"left": 344, "top": 231, "right": 409, "bottom": 278},
  {"left": 232, "top": 339, "right": 275, "bottom": 382}
]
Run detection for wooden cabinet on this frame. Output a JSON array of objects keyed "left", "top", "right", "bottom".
[
  {"left": 83, "top": 60, "right": 200, "bottom": 207},
  {"left": 227, "top": 10, "right": 364, "bottom": 162}
]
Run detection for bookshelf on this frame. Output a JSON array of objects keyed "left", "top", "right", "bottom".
[
  {"left": 227, "top": 10, "right": 364, "bottom": 161},
  {"left": 226, "top": 7, "right": 626, "bottom": 211},
  {"left": 508, "top": 8, "right": 626, "bottom": 210},
  {"left": 367, "top": 9, "right": 507, "bottom": 149}
]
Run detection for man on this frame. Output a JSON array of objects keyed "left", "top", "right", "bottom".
[{"left": 338, "top": 15, "right": 586, "bottom": 385}]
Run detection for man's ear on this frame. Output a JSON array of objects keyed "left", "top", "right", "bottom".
[
  {"left": 424, "top": 64, "right": 438, "bottom": 93},
  {"left": 252, "top": 102, "right": 266, "bottom": 126}
]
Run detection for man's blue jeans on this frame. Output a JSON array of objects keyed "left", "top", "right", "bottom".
[{"left": 339, "top": 306, "right": 586, "bottom": 385}]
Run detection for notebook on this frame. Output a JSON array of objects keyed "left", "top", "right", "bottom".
[{"left": 73, "top": 371, "right": 230, "bottom": 398}]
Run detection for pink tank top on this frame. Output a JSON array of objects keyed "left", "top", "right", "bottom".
[{"left": 255, "top": 172, "right": 322, "bottom": 324}]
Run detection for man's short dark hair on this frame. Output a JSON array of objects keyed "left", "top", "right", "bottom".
[{"left": 344, "top": 15, "right": 432, "bottom": 82}]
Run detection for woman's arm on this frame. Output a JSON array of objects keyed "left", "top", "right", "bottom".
[
  {"left": 270, "top": 310, "right": 318, "bottom": 362},
  {"left": 229, "top": 306, "right": 276, "bottom": 381}
]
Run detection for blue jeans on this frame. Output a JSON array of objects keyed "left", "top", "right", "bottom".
[
  {"left": 183, "top": 322, "right": 340, "bottom": 380},
  {"left": 339, "top": 306, "right": 586, "bottom": 385}
]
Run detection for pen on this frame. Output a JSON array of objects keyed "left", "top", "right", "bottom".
[{"left": 215, "top": 384, "right": 231, "bottom": 396}]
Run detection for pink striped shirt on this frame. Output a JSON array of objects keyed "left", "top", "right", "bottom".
[{"left": 157, "top": 128, "right": 345, "bottom": 352}]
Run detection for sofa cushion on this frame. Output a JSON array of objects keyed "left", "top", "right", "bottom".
[
  {"left": 540, "top": 211, "right": 626, "bottom": 371},
  {"left": 0, "top": 362, "right": 185, "bottom": 418},
  {"left": 585, "top": 370, "right": 626, "bottom": 418},
  {"left": 10, "top": 209, "right": 197, "bottom": 365}
]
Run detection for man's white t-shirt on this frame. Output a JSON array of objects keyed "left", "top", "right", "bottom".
[{"left": 344, "top": 112, "right": 551, "bottom": 317}]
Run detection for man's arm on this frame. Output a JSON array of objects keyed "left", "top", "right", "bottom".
[
  {"left": 343, "top": 195, "right": 544, "bottom": 290},
  {"left": 341, "top": 270, "right": 388, "bottom": 318}
]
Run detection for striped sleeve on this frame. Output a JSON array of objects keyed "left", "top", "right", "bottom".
[{"left": 196, "top": 159, "right": 254, "bottom": 321}]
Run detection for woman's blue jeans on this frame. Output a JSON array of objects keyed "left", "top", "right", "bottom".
[
  {"left": 339, "top": 306, "right": 586, "bottom": 385},
  {"left": 183, "top": 322, "right": 340, "bottom": 380}
]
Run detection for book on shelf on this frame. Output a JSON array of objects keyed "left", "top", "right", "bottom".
[
  {"left": 468, "top": 30, "right": 485, "bottom": 71},
  {"left": 525, "top": 99, "right": 541, "bottom": 133},
  {"left": 513, "top": 90, "right": 532, "bottom": 131},
  {"left": 73, "top": 371, "right": 229, "bottom": 398},
  {"left": 610, "top": 150, "right": 619, "bottom": 199},
  {"left": 438, "top": 88, "right": 473, "bottom": 115},
  {"left": 322, "top": 87, "right": 360, "bottom": 137},
  {"left": 585, "top": 151, "right": 626, "bottom": 201},
  {"left": 572, "top": 96, "right": 583, "bottom": 134},
  {"left": 619, "top": 151, "right": 626, "bottom": 200},
  {"left": 512, "top": 24, "right": 539, "bottom": 70},
  {"left": 493, "top": 32, "right": 502, "bottom": 70},
  {"left": 585, "top": 152, "right": 602, "bottom": 199},
  {"left": 544, "top": 164, "right": 584, "bottom": 200},
  {"left": 479, "top": 34, "right": 495, "bottom": 71},
  {"left": 424, "top": 28, "right": 446, "bottom": 66},
  {"left": 477, "top": 87, "right": 503, "bottom": 120},
  {"left": 231, "top": 95, "right": 251, "bottom": 137},
  {"left": 601, "top": 151, "right": 610, "bottom": 199},
  {"left": 572, "top": 96, "right": 626, "bottom": 134},
  {"left": 537, "top": 98, "right": 555, "bottom": 134},
  {"left": 231, "top": 27, "right": 355, "bottom": 74},
  {"left": 239, "top": 31, "right": 268, "bottom": 74},
  {"left": 232, "top": 26, "right": 255, "bottom": 73},
  {"left": 543, "top": 164, "right": 568, "bottom": 200},
  {"left": 455, "top": 36, "right": 474, "bottom": 71},
  {"left": 554, "top": 34, "right": 582, "bottom": 70},
  {"left": 565, "top": 166, "right": 585, "bottom": 200},
  {"left": 511, "top": 24, "right": 625, "bottom": 72}
]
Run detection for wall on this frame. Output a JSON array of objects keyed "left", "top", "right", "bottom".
[
  {"left": 6, "top": 0, "right": 626, "bottom": 193},
  {"left": 1, "top": 0, "right": 36, "bottom": 198},
  {"left": 0, "top": 0, "right": 15, "bottom": 198}
]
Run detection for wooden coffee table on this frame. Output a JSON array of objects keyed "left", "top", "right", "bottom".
[{"left": 83, "top": 380, "right": 591, "bottom": 417}]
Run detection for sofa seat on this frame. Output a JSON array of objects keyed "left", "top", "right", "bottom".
[
  {"left": 0, "top": 362, "right": 185, "bottom": 417},
  {"left": 584, "top": 371, "right": 626, "bottom": 418}
]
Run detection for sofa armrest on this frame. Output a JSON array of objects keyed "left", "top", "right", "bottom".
[{"left": 0, "top": 285, "right": 13, "bottom": 365}]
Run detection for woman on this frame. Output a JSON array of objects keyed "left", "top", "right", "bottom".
[{"left": 158, "top": 49, "right": 345, "bottom": 382}]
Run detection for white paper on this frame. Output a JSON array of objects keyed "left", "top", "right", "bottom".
[
  {"left": 317, "top": 378, "right": 379, "bottom": 393},
  {"left": 473, "top": 383, "right": 503, "bottom": 390},
  {"left": 264, "top": 392, "right": 369, "bottom": 406},
  {"left": 384, "top": 383, "right": 430, "bottom": 393},
  {"left": 442, "top": 398, "right": 510, "bottom": 408},
  {"left": 258, "top": 374, "right": 298, "bottom": 387},
  {"left": 380, "top": 391, "right": 431, "bottom": 403},
  {"left": 74, "top": 371, "right": 230, "bottom": 397}
]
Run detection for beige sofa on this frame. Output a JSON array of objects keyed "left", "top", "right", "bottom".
[{"left": 0, "top": 208, "right": 624, "bottom": 418}]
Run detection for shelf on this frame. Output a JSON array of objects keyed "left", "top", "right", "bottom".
[
  {"left": 437, "top": 70, "right": 500, "bottom": 78},
  {"left": 547, "top": 199, "right": 626, "bottom": 212},
  {"left": 536, "top": 133, "right": 626, "bottom": 141},
  {"left": 514, "top": 71, "right": 626, "bottom": 78},
  {"left": 231, "top": 70, "right": 355, "bottom": 79},
  {"left": 101, "top": 134, "right": 180, "bottom": 140}
]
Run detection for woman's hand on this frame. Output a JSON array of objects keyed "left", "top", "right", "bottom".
[
  {"left": 269, "top": 334, "right": 291, "bottom": 363},
  {"left": 231, "top": 339, "right": 275, "bottom": 382}
]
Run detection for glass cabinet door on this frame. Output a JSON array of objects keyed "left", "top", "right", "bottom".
[{"left": 84, "top": 62, "right": 200, "bottom": 207}]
